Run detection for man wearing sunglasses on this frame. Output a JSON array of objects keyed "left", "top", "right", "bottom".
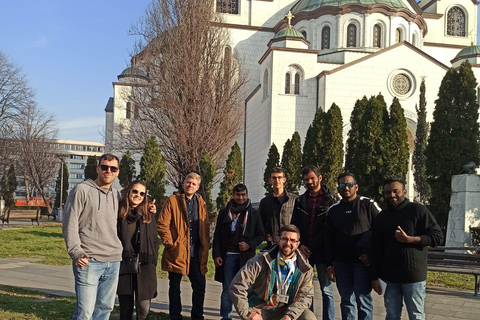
[
  {"left": 324, "top": 172, "right": 381, "bottom": 320},
  {"left": 63, "top": 153, "right": 123, "bottom": 320}
]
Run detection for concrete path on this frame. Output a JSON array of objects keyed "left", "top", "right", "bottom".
[{"left": 0, "top": 257, "right": 479, "bottom": 319}]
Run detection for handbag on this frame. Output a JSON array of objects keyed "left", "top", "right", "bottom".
[{"left": 119, "top": 254, "right": 140, "bottom": 274}]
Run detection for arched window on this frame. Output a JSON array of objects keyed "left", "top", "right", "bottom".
[
  {"left": 126, "top": 102, "right": 132, "bottom": 119},
  {"left": 294, "top": 73, "right": 300, "bottom": 94},
  {"left": 285, "top": 73, "right": 291, "bottom": 94},
  {"left": 412, "top": 34, "right": 417, "bottom": 47},
  {"left": 347, "top": 24, "right": 357, "bottom": 47},
  {"left": 216, "top": 0, "right": 239, "bottom": 14},
  {"left": 373, "top": 24, "right": 381, "bottom": 48},
  {"left": 263, "top": 70, "right": 269, "bottom": 99},
  {"left": 301, "top": 31, "right": 307, "bottom": 40},
  {"left": 396, "top": 28, "right": 402, "bottom": 43},
  {"left": 321, "top": 26, "right": 330, "bottom": 49},
  {"left": 447, "top": 6, "right": 466, "bottom": 36}
]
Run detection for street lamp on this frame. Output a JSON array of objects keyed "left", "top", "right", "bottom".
[{"left": 57, "top": 154, "right": 66, "bottom": 222}]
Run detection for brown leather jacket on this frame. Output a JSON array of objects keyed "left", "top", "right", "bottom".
[{"left": 157, "top": 192, "right": 210, "bottom": 275}]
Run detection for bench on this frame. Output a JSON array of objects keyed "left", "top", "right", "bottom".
[
  {"left": 40, "top": 211, "right": 55, "bottom": 220},
  {"left": 0, "top": 209, "right": 40, "bottom": 228},
  {"left": 427, "top": 246, "right": 480, "bottom": 296}
]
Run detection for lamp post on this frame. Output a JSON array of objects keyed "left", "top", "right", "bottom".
[{"left": 57, "top": 155, "right": 66, "bottom": 222}]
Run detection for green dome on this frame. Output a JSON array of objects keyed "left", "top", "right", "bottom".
[
  {"left": 455, "top": 45, "right": 480, "bottom": 59},
  {"left": 273, "top": 27, "right": 305, "bottom": 40},
  {"left": 291, "top": 0, "right": 408, "bottom": 14},
  {"left": 119, "top": 66, "right": 148, "bottom": 78}
]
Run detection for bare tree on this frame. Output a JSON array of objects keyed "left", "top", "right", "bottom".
[
  {"left": 113, "top": 0, "right": 247, "bottom": 188},
  {"left": 0, "top": 51, "right": 35, "bottom": 176},
  {"left": 13, "top": 104, "right": 58, "bottom": 212}
]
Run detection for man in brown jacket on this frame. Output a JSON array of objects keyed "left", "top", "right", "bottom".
[{"left": 158, "top": 172, "right": 210, "bottom": 320}]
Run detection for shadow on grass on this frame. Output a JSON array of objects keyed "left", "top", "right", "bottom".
[{"left": 29, "top": 231, "right": 64, "bottom": 239}]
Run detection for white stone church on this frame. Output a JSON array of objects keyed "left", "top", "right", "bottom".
[{"left": 105, "top": 0, "right": 480, "bottom": 203}]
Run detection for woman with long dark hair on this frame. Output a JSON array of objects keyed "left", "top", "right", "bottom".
[{"left": 117, "top": 180, "right": 159, "bottom": 320}]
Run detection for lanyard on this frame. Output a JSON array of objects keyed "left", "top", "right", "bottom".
[{"left": 276, "top": 255, "right": 296, "bottom": 295}]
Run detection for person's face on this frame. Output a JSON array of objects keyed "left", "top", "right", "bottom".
[
  {"left": 269, "top": 172, "right": 286, "bottom": 191},
  {"left": 303, "top": 171, "right": 321, "bottom": 192},
  {"left": 183, "top": 178, "right": 200, "bottom": 197},
  {"left": 96, "top": 158, "right": 119, "bottom": 186},
  {"left": 233, "top": 190, "right": 248, "bottom": 205},
  {"left": 338, "top": 175, "right": 358, "bottom": 201},
  {"left": 279, "top": 231, "right": 300, "bottom": 258},
  {"left": 384, "top": 181, "right": 406, "bottom": 207},
  {"left": 129, "top": 183, "right": 146, "bottom": 208}
]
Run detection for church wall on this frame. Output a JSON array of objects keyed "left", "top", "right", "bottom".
[{"left": 423, "top": 44, "right": 464, "bottom": 66}]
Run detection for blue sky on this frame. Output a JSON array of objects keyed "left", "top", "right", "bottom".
[
  {"left": 1, "top": 1, "right": 479, "bottom": 143},
  {"left": 0, "top": 0, "right": 150, "bottom": 143}
]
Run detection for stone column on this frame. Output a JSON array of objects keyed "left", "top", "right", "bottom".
[{"left": 446, "top": 174, "right": 480, "bottom": 247}]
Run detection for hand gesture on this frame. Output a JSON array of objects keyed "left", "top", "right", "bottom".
[
  {"left": 148, "top": 199, "right": 157, "bottom": 214},
  {"left": 394, "top": 226, "right": 409, "bottom": 243},
  {"left": 75, "top": 254, "right": 89, "bottom": 267}
]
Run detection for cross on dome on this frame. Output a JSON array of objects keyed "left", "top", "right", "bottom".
[{"left": 285, "top": 11, "right": 294, "bottom": 29}]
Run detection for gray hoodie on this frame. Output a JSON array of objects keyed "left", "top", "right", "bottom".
[{"left": 62, "top": 179, "right": 122, "bottom": 263}]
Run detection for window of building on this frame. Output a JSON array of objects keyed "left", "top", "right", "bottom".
[
  {"left": 263, "top": 70, "right": 269, "bottom": 99},
  {"left": 412, "top": 34, "right": 417, "bottom": 47},
  {"left": 373, "top": 24, "right": 381, "bottom": 48},
  {"left": 70, "top": 163, "right": 85, "bottom": 170},
  {"left": 321, "top": 26, "right": 330, "bottom": 49},
  {"left": 347, "top": 24, "right": 357, "bottom": 47},
  {"left": 126, "top": 102, "right": 132, "bottom": 119},
  {"left": 285, "top": 73, "right": 291, "bottom": 94},
  {"left": 301, "top": 31, "right": 307, "bottom": 40},
  {"left": 294, "top": 73, "right": 300, "bottom": 94},
  {"left": 216, "top": 0, "right": 239, "bottom": 14},
  {"left": 396, "top": 28, "right": 402, "bottom": 43},
  {"left": 447, "top": 6, "right": 466, "bottom": 37}
]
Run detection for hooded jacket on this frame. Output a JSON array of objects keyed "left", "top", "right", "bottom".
[
  {"left": 229, "top": 245, "right": 314, "bottom": 320},
  {"left": 157, "top": 192, "right": 210, "bottom": 276},
  {"left": 259, "top": 191, "right": 297, "bottom": 245},
  {"left": 62, "top": 179, "right": 123, "bottom": 263}
]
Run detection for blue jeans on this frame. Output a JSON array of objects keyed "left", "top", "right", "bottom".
[
  {"left": 316, "top": 263, "right": 335, "bottom": 320},
  {"left": 334, "top": 261, "right": 373, "bottom": 320},
  {"left": 384, "top": 281, "right": 426, "bottom": 320},
  {"left": 168, "top": 256, "right": 206, "bottom": 320},
  {"left": 220, "top": 254, "right": 240, "bottom": 320},
  {"left": 72, "top": 259, "right": 120, "bottom": 320}
]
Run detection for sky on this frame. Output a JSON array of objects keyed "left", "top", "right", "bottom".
[
  {"left": 0, "top": 0, "right": 151, "bottom": 143},
  {"left": 1, "top": 1, "right": 480, "bottom": 144}
]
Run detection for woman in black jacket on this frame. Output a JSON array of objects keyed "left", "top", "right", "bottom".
[{"left": 117, "top": 180, "right": 159, "bottom": 320}]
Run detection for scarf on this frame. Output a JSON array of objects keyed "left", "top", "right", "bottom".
[
  {"left": 227, "top": 199, "right": 251, "bottom": 232},
  {"left": 118, "top": 208, "right": 158, "bottom": 265}
]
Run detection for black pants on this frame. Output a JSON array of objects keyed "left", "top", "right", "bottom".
[
  {"left": 118, "top": 294, "right": 151, "bottom": 320},
  {"left": 168, "top": 256, "right": 206, "bottom": 320}
]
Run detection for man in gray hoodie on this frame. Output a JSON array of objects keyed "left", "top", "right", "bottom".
[{"left": 63, "top": 153, "right": 123, "bottom": 320}]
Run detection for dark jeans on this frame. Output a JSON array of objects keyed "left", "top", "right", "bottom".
[
  {"left": 168, "top": 256, "right": 206, "bottom": 320},
  {"left": 118, "top": 294, "right": 151, "bottom": 320},
  {"left": 220, "top": 254, "right": 241, "bottom": 320},
  {"left": 316, "top": 263, "right": 335, "bottom": 320}
]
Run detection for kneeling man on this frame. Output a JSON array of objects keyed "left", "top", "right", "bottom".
[{"left": 230, "top": 225, "right": 315, "bottom": 320}]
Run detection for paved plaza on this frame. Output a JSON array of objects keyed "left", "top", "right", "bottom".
[{"left": 0, "top": 256, "right": 479, "bottom": 319}]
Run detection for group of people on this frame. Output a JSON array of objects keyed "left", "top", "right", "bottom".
[{"left": 62, "top": 153, "right": 443, "bottom": 320}]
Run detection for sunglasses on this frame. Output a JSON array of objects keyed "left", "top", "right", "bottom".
[
  {"left": 131, "top": 189, "right": 146, "bottom": 197},
  {"left": 99, "top": 164, "right": 119, "bottom": 173},
  {"left": 339, "top": 182, "right": 356, "bottom": 189}
]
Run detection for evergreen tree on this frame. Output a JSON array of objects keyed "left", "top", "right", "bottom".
[
  {"left": 84, "top": 155, "right": 98, "bottom": 180},
  {"left": 413, "top": 79, "right": 431, "bottom": 203},
  {"left": 344, "top": 97, "right": 368, "bottom": 172},
  {"left": 384, "top": 97, "right": 409, "bottom": 180},
  {"left": 263, "top": 143, "right": 280, "bottom": 195},
  {"left": 119, "top": 151, "right": 136, "bottom": 188},
  {"left": 197, "top": 155, "right": 216, "bottom": 220},
  {"left": 217, "top": 142, "right": 243, "bottom": 209},
  {"left": 426, "top": 61, "right": 479, "bottom": 229},
  {"left": 321, "top": 103, "right": 344, "bottom": 188},
  {"left": 140, "top": 136, "right": 167, "bottom": 202},
  {"left": 349, "top": 95, "right": 388, "bottom": 201},
  {"left": 302, "top": 108, "right": 325, "bottom": 169},
  {"left": 54, "top": 162, "right": 69, "bottom": 208},
  {"left": 281, "top": 132, "right": 302, "bottom": 194},
  {"left": 1, "top": 165, "right": 17, "bottom": 208}
]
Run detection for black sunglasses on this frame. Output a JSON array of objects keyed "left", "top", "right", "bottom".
[
  {"left": 131, "top": 189, "right": 146, "bottom": 197},
  {"left": 99, "top": 164, "right": 119, "bottom": 173}
]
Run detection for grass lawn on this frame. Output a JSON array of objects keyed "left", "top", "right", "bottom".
[{"left": 0, "top": 223, "right": 476, "bottom": 290}]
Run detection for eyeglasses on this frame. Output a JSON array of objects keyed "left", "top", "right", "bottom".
[
  {"left": 99, "top": 164, "right": 119, "bottom": 173},
  {"left": 280, "top": 237, "right": 299, "bottom": 244},
  {"left": 270, "top": 176, "right": 285, "bottom": 181},
  {"left": 131, "top": 189, "right": 145, "bottom": 197},
  {"left": 339, "top": 182, "right": 356, "bottom": 189}
]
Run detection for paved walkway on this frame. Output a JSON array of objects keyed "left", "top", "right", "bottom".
[{"left": 0, "top": 257, "right": 479, "bottom": 319}]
